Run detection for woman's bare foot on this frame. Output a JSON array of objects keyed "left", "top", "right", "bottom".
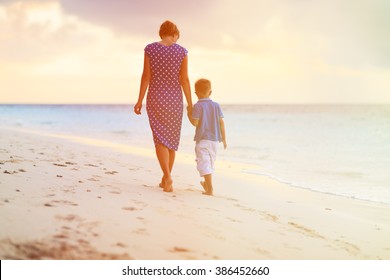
[
  {"left": 163, "top": 177, "right": 173, "bottom": 192},
  {"left": 159, "top": 176, "right": 165, "bottom": 188}
]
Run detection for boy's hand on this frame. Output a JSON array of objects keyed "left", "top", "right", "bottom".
[
  {"left": 187, "top": 108, "right": 198, "bottom": 127},
  {"left": 223, "top": 140, "right": 227, "bottom": 150}
]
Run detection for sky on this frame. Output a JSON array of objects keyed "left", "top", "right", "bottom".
[{"left": 0, "top": 0, "right": 389, "bottom": 104}]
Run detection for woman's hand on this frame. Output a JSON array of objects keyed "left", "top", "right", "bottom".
[
  {"left": 186, "top": 105, "right": 192, "bottom": 116},
  {"left": 134, "top": 102, "right": 142, "bottom": 115}
]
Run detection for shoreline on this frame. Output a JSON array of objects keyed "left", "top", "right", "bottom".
[
  {"left": 1, "top": 127, "right": 389, "bottom": 259},
  {"left": 240, "top": 169, "right": 390, "bottom": 207},
  {"left": 4, "top": 126, "right": 389, "bottom": 206}
]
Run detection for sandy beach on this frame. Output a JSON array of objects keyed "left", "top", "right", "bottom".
[{"left": 1, "top": 127, "right": 389, "bottom": 260}]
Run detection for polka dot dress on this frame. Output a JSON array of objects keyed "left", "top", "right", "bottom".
[{"left": 145, "top": 42, "right": 188, "bottom": 151}]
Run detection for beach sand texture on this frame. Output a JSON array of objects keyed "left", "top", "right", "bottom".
[{"left": 1, "top": 128, "right": 390, "bottom": 260}]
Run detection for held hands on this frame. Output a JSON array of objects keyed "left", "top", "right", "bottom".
[
  {"left": 134, "top": 102, "right": 142, "bottom": 115},
  {"left": 186, "top": 105, "right": 192, "bottom": 116},
  {"left": 187, "top": 106, "right": 198, "bottom": 127},
  {"left": 186, "top": 106, "right": 192, "bottom": 121}
]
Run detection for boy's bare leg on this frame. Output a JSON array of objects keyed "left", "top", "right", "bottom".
[
  {"left": 200, "top": 181, "right": 207, "bottom": 192},
  {"left": 201, "top": 174, "right": 213, "bottom": 195}
]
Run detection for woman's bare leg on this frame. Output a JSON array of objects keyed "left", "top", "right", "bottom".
[
  {"left": 159, "top": 148, "right": 175, "bottom": 188},
  {"left": 168, "top": 148, "right": 175, "bottom": 172},
  {"left": 156, "top": 144, "right": 173, "bottom": 191}
]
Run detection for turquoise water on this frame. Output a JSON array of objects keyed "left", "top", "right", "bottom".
[{"left": 1, "top": 104, "right": 389, "bottom": 204}]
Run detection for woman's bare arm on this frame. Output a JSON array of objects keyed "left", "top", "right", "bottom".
[{"left": 134, "top": 53, "right": 151, "bottom": 115}]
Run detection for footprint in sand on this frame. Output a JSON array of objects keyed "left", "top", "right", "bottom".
[
  {"left": 44, "top": 200, "right": 79, "bottom": 207},
  {"left": 122, "top": 207, "right": 138, "bottom": 211},
  {"left": 260, "top": 211, "right": 279, "bottom": 222},
  {"left": 226, "top": 217, "right": 242, "bottom": 223},
  {"left": 234, "top": 204, "right": 256, "bottom": 212},
  {"left": 131, "top": 199, "right": 147, "bottom": 206},
  {"left": 129, "top": 167, "right": 141, "bottom": 171},
  {"left": 169, "top": 247, "right": 198, "bottom": 259},
  {"left": 53, "top": 234, "right": 68, "bottom": 239},
  {"left": 133, "top": 228, "right": 149, "bottom": 235},
  {"left": 55, "top": 214, "right": 81, "bottom": 222},
  {"left": 104, "top": 171, "right": 118, "bottom": 175},
  {"left": 171, "top": 247, "right": 191, "bottom": 253},
  {"left": 3, "top": 170, "right": 18, "bottom": 174},
  {"left": 109, "top": 191, "right": 121, "bottom": 195},
  {"left": 77, "top": 239, "right": 90, "bottom": 245},
  {"left": 288, "top": 222, "right": 324, "bottom": 239},
  {"left": 88, "top": 176, "right": 100, "bottom": 182},
  {"left": 333, "top": 239, "right": 361, "bottom": 255},
  {"left": 53, "top": 163, "right": 67, "bottom": 167},
  {"left": 85, "top": 163, "right": 99, "bottom": 167},
  {"left": 205, "top": 207, "right": 219, "bottom": 212},
  {"left": 255, "top": 247, "right": 271, "bottom": 256}
]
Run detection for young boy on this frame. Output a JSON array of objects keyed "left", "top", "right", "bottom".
[{"left": 187, "top": 78, "right": 227, "bottom": 195}]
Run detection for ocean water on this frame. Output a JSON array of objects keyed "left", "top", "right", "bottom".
[{"left": 1, "top": 104, "right": 389, "bottom": 205}]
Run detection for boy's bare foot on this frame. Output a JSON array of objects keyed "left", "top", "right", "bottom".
[
  {"left": 202, "top": 191, "right": 213, "bottom": 196},
  {"left": 200, "top": 181, "right": 213, "bottom": 196},
  {"left": 200, "top": 181, "right": 207, "bottom": 192}
]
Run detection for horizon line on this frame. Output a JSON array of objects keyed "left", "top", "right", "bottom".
[{"left": 1, "top": 102, "right": 390, "bottom": 106}]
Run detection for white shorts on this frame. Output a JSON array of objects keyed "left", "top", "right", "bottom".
[{"left": 195, "top": 140, "right": 218, "bottom": 177}]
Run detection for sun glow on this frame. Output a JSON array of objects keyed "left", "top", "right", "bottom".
[{"left": 1, "top": 0, "right": 389, "bottom": 104}]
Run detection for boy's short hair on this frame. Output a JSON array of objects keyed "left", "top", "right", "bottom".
[
  {"left": 159, "top": 20, "right": 180, "bottom": 39},
  {"left": 195, "top": 79, "right": 211, "bottom": 95}
]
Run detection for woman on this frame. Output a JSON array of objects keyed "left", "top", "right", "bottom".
[{"left": 134, "top": 20, "right": 192, "bottom": 192}]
